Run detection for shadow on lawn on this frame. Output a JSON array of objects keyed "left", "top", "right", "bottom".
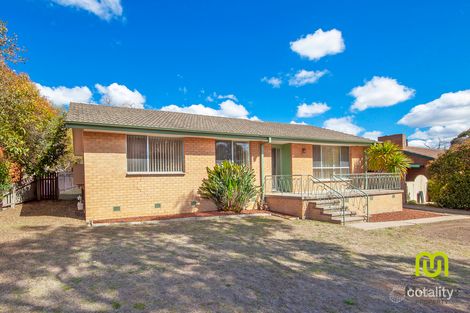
[
  {"left": 19, "top": 200, "right": 84, "bottom": 220},
  {"left": 0, "top": 217, "right": 468, "bottom": 313}
]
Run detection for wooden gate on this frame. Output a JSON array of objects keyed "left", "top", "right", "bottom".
[{"left": 37, "top": 172, "right": 59, "bottom": 200}]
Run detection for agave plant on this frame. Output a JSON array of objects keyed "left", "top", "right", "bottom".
[
  {"left": 198, "top": 161, "right": 259, "bottom": 213},
  {"left": 366, "top": 142, "right": 411, "bottom": 178}
]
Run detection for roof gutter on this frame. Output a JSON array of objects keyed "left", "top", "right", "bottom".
[{"left": 65, "top": 121, "right": 374, "bottom": 146}]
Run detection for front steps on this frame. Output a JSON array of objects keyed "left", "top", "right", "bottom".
[{"left": 306, "top": 199, "right": 365, "bottom": 224}]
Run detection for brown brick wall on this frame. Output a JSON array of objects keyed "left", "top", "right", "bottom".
[
  {"left": 350, "top": 146, "right": 365, "bottom": 174},
  {"left": 83, "top": 132, "right": 218, "bottom": 221},
  {"left": 291, "top": 143, "right": 312, "bottom": 175},
  {"left": 378, "top": 134, "right": 406, "bottom": 148}
]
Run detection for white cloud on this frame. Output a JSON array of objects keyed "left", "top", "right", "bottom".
[
  {"left": 261, "top": 76, "right": 282, "bottom": 88},
  {"left": 408, "top": 124, "right": 468, "bottom": 148},
  {"left": 362, "top": 131, "right": 383, "bottom": 141},
  {"left": 35, "top": 83, "right": 93, "bottom": 106},
  {"left": 218, "top": 100, "right": 249, "bottom": 118},
  {"left": 296, "top": 102, "right": 330, "bottom": 118},
  {"left": 399, "top": 90, "right": 470, "bottom": 148},
  {"left": 288, "top": 69, "right": 327, "bottom": 87},
  {"left": 206, "top": 92, "right": 238, "bottom": 102},
  {"left": 399, "top": 90, "right": 470, "bottom": 127},
  {"left": 217, "top": 94, "right": 238, "bottom": 101},
  {"left": 161, "top": 99, "right": 257, "bottom": 120},
  {"left": 290, "top": 121, "right": 307, "bottom": 125},
  {"left": 52, "top": 0, "right": 123, "bottom": 20},
  {"left": 349, "top": 76, "right": 415, "bottom": 111},
  {"left": 322, "top": 116, "right": 364, "bottom": 135},
  {"left": 249, "top": 116, "right": 262, "bottom": 122},
  {"left": 95, "top": 83, "right": 145, "bottom": 109},
  {"left": 290, "top": 29, "right": 345, "bottom": 61}
]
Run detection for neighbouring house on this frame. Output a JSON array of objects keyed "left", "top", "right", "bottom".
[
  {"left": 66, "top": 102, "right": 403, "bottom": 224},
  {"left": 378, "top": 134, "right": 442, "bottom": 203}
]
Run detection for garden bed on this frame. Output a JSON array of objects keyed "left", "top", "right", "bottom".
[{"left": 369, "top": 208, "right": 444, "bottom": 222}]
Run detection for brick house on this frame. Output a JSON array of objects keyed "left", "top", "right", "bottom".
[
  {"left": 67, "top": 103, "right": 403, "bottom": 224},
  {"left": 378, "top": 134, "right": 442, "bottom": 202}
]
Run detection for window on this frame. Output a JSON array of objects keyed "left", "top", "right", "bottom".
[
  {"left": 127, "top": 135, "right": 184, "bottom": 173},
  {"left": 312, "top": 145, "right": 349, "bottom": 179},
  {"left": 215, "top": 140, "right": 250, "bottom": 165}
]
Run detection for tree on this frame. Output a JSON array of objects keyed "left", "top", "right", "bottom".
[
  {"left": 450, "top": 128, "right": 470, "bottom": 146},
  {"left": 365, "top": 142, "right": 411, "bottom": 177},
  {"left": 428, "top": 140, "right": 470, "bottom": 209},
  {"left": 0, "top": 20, "right": 25, "bottom": 64}
]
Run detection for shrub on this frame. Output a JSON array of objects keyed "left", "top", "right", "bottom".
[
  {"left": 428, "top": 141, "right": 470, "bottom": 209},
  {"left": 198, "top": 161, "right": 259, "bottom": 213},
  {"left": 0, "top": 160, "right": 11, "bottom": 198},
  {"left": 366, "top": 142, "right": 411, "bottom": 177}
]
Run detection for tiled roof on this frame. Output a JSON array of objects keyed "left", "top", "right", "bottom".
[
  {"left": 404, "top": 146, "right": 442, "bottom": 159},
  {"left": 66, "top": 102, "right": 375, "bottom": 144}
]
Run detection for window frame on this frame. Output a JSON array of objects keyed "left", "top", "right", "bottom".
[
  {"left": 312, "top": 145, "right": 350, "bottom": 180},
  {"left": 126, "top": 135, "right": 185, "bottom": 175},
  {"left": 215, "top": 140, "right": 251, "bottom": 166}
]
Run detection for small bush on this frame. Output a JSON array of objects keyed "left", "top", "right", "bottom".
[
  {"left": 407, "top": 200, "right": 417, "bottom": 205},
  {"left": 428, "top": 141, "right": 470, "bottom": 209},
  {"left": 198, "top": 161, "right": 259, "bottom": 213}
]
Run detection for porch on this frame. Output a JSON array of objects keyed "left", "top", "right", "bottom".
[{"left": 263, "top": 174, "right": 403, "bottom": 224}]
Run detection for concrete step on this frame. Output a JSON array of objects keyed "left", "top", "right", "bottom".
[
  {"left": 311, "top": 199, "right": 341, "bottom": 205},
  {"left": 331, "top": 215, "right": 365, "bottom": 224},
  {"left": 321, "top": 210, "right": 355, "bottom": 217},
  {"left": 319, "top": 204, "right": 347, "bottom": 211}
]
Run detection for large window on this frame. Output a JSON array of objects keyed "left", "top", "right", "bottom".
[
  {"left": 127, "top": 135, "right": 184, "bottom": 173},
  {"left": 215, "top": 140, "right": 250, "bottom": 165},
  {"left": 313, "top": 145, "right": 349, "bottom": 179}
]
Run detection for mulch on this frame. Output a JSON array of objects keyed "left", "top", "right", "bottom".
[
  {"left": 92, "top": 209, "right": 270, "bottom": 224},
  {"left": 369, "top": 208, "right": 444, "bottom": 223}
]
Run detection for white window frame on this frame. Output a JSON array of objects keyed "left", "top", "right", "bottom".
[
  {"left": 312, "top": 145, "right": 350, "bottom": 180},
  {"left": 126, "top": 135, "right": 185, "bottom": 174},
  {"left": 215, "top": 140, "right": 250, "bottom": 166}
]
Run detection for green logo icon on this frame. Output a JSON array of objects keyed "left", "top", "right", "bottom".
[{"left": 415, "top": 252, "right": 449, "bottom": 278}]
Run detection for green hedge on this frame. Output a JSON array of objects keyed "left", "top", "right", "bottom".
[{"left": 428, "top": 141, "right": 470, "bottom": 209}]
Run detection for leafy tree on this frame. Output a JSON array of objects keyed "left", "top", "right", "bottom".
[
  {"left": 365, "top": 142, "right": 411, "bottom": 177},
  {"left": 0, "top": 20, "right": 25, "bottom": 64},
  {"left": 428, "top": 140, "right": 470, "bottom": 209},
  {"left": 450, "top": 128, "right": 470, "bottom": 146},
  {"left": 198, "top": 161, "right": 259, "bottom": 213}
]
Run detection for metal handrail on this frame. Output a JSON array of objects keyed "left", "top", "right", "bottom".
[
  {"left": 332, "top": 175, "right": 369, "bottom": 222},
  {"left": 334, "top": 173, "right": 401, "bottom": 190},
  {"left": 307, "top": 175, "right": 346, "bottom": 224},
  {"left": 264, "top": 175, "right": 347, "bottom": 224}
]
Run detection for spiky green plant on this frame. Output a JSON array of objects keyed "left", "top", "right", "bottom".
[
  {"left": 366, "top": 142, "right": 411, "bottom": 178},
  {"left": 198, "top": 161, "right": 259, "bottom": 213}
]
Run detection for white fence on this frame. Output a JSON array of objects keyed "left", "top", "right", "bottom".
[{"left": 1, "top": 178, "right": 37, "bottom": 208}]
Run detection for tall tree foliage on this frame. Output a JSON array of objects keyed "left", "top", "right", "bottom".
[
  {"left": 0, "top": 20, "right": 69, "bottom": 180},
  {"left": 366, "top": 142, "right": 411, "bottom": 178},
  {"left": 428, "top": 139, "right": 470, "bottom": 209}
]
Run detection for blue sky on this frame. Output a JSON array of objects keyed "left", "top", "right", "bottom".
[{"left": 3, "top": 0, "right": 470, "bottom": 147}]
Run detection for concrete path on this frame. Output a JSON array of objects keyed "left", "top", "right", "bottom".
[
  {"left": 404, "top": 204, "right": 470, "bottom": 215},
  {"left": 348, "top": 214, "right": 470, "bottom": 230}
]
